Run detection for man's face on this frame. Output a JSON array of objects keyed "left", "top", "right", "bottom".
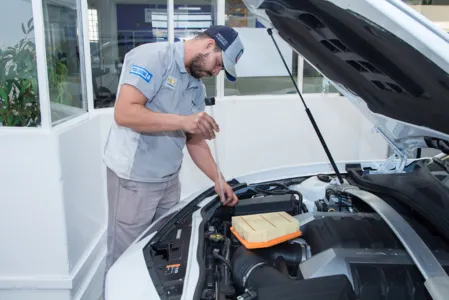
[{"left": 189, "top": 41, "right": 224, "bottom": 79}]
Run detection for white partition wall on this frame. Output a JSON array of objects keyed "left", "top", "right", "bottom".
[
  {"left": 6, "top": 0, "right": 446, "bottom": 299},
  {"left": 0, "top": 1, "right": 104, "bottom": 299}
]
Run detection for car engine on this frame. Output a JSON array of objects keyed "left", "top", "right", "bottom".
[
  {"left": 198, "top": 175, "right": 449, "bottom": 300},
  {"left": 142, "top": 160, "right": 449, "bottom": 300}
]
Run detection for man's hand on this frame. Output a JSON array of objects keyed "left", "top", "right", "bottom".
[
  {"left": 215, "top": 179, "right": 238, "bottom": 206},
  {"left": 182, "top": 112, "right": 219, "bottom": 140}
]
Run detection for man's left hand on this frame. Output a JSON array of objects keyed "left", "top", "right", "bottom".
[{"left": 214, "top": 179, "right": 238, "bottom": 206}]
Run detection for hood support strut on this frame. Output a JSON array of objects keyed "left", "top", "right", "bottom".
[
  {"left": 267, "top": 28, "right": 344, "bottom": 184},
  {"left": 375, "top": 127, "right": 407, "bottom": 173}
]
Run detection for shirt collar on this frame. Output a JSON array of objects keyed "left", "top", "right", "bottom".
[
  {"left": 174, "top": 41, "right": 187, "bottom": 74},
  {"left": 174, "top": 41, "right": 201, "bottom": 88}
]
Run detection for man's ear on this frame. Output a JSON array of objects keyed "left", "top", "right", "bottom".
[{"left": 205, "top": 38, "right": 216, "bottom": 50}]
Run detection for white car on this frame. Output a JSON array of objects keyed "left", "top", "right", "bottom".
[{"left": 105, "top": 0, "right": 449, "bottom": 300}]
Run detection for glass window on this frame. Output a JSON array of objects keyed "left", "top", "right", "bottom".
[
  {"left": 224, "top": 0, "right": 299, "bottom": 96},
  {"left": 303, "top": 61, "right": 338, "bottom": 94},
  {"left": 0, "top": 3, "right": 40, "bottom": 127},
  {"left": 174, "top": 1, "right": 218, "bottom": 97},
  {"left": 43, "top": 0, "right": 87, "bottom": 124},
  {"left": 90, "top": 2, "right": 168, "bottom": 108},
  {"left": 302, "top": 61, "right": 324, "bottom": 94}
]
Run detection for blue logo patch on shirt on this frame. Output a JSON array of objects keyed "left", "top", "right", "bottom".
[{"left": 130, "top": 65, "right": 153, "bottom": 83}]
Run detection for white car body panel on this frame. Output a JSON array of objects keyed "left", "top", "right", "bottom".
[
  {"left": 105, "top": 233, "right": 158, "bottom": 300},
  {"left": 180, "top": 198, "right": 213, "bottom": 300}
]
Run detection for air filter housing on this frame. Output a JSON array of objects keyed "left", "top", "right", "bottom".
[{"left": 230, "top": 212, "right": 301, "bottom": 249}]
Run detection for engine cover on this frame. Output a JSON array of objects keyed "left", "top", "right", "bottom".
[{"left": 297, "top": 213, "right": 449, "bottom": 300}]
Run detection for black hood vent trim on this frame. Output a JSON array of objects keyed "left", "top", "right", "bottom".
[{"left": 258, "top": 0, "right": 449, "bottom": 135}]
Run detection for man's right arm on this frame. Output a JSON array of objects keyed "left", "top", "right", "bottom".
[
  {"left": 114, "top": 48, "right": 219, "bottom": 136},
  {"left": 114, "top": 84, "right": 219, "bottom": 137},
  {"left": 114, "top": 83, "right": 185, "bottom": 133}
]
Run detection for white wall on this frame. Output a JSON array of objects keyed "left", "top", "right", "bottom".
[
  {"left": 96, "top": 95, "right": 388, "bottom": 199},
  {"left": 0, "top": 115, "right": 108, "bottom": 300},
  {"left": 55, "top": 116, "right": 108, "bottom": 300},
  {"left": 57, "top": 117, "right": 106, "bottom": 273},
  {"left": 219, "top": 95, "right": 387, "bottom": 175},
  {"left": 0, "top": 130, "right": 70, "bottom": 299},
  {"left": 185, "top": 95, "right": 388, "bottom": 197}
]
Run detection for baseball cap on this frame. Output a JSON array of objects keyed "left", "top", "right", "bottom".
[{"left": 204, "top": 25, "right": 244, "bottom": 82}]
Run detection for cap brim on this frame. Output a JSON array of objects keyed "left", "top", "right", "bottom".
[{"left": 222, "top": 51, "right": 237, "bottom": 82}]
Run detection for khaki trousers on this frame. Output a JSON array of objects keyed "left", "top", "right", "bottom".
[{"left": 105, "top": 167, "right": 181, "bottom": 273}]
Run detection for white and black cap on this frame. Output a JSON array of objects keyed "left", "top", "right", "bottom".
[{"left": 204, "top": 25, "right": 244, "bottom": 82}]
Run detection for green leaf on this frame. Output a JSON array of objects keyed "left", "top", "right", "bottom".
[
  {"left": 6, "top": 80, "right": 13, "bottom": 95},
  {"left": 0, "top": 87, "right": 7, "bottom": 101},
  {"left": 31, "top": 78, "right": 38, "bottom": 95},
  {"left": 20, "top": 80, "right": 32, "bottom": 94},
  {"left": 8, "top": 114, "right": 13, "bottom": 126},
  {"left": 16, "top": 50, "right": 25, "bottom": 65},
  {"left": 13, "top": 115, "right": 21, "bottom": 126},
  {"left": 22, "top": 23, "right": 26, "bottom": 35},
  {"left": 28, "top": 18, "right": 33, "bottom": 29},
  {"left": 27, "top": 25, "right": 34, "bottom": 34},
  {"left": 4, "top": 49, "right": 15, "bottom": 57}
]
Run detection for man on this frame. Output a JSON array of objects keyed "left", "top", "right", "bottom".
[{"left": 103, "top": 25, "right": 245, "bottom": 272}]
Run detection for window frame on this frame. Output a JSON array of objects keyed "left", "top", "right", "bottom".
[
  {"left": 81, "top": 0, "right": 95, "bottom": 113},
  {"left": 215, "top": 0, "right": 337, "bottom": 100},
  {"left": 13, "top": 0, "right": 446, "bottom": 127},
  {"left": 79, "top": 0, "right": 338, "bottom": 113},
  {"left": 32, "top": 0, "right": 52, "bottom": 129},
  {"left": 15, "top": 0, "right": 353, "bottom": 131},
  {"left": 29, "top": 0, "right": 92, "bottom": 128}
]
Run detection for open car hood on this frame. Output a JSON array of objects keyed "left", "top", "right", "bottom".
[{"left": 242, "top": 0, "right": 449, "bottom": 156}]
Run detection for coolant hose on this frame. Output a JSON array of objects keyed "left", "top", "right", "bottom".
[{"left": 231, "top": 246, "right": 292, "bottom": 289}]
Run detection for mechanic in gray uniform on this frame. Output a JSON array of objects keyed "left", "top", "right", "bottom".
[{"left": 103, "top": 25, "right": 245, "bottom": 273}]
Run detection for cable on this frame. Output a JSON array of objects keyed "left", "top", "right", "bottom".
[
  {"left": 213, "top": 250, "right": 233, "bottom": 272},
  {"left": 253, "top": 183, "right": 306, "bottom": 213},
  {"left": 253, "top": 182, "right": 290, "bottom": 193},
  {"left": 267, "top": 28, "right": 344, "bottom": 184}
]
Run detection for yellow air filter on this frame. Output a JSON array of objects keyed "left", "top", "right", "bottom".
[{"left": 230, "top": 211, "right": 301, "bottom": 249}]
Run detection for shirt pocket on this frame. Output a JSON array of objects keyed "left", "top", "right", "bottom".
[{"left": 152, "top": 84, "right": 178, "bottom": 113}]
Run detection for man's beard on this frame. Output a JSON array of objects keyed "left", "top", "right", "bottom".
[{"left": 189, "top": 53, "right": 213, "bottom": 79}]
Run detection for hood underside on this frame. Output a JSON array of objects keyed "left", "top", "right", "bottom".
[{"left": 243, "top": 0, "right": 449, "bottom": 154}]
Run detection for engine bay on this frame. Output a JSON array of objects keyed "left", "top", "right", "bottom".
[
  {"left": 196, "top": 163, "right": 449, "bottom": 300},
  {"left": 143, "top": 158, "right": 449, "bottom": 300}
]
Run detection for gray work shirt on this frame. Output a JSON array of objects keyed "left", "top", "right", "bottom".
[{"left": 103, "top": 41, "right": 206, "bottom": 182}]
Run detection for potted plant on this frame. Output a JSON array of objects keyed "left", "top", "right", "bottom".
[{"left": 0, "top": 17, "right": 69, "bottom": 127}]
